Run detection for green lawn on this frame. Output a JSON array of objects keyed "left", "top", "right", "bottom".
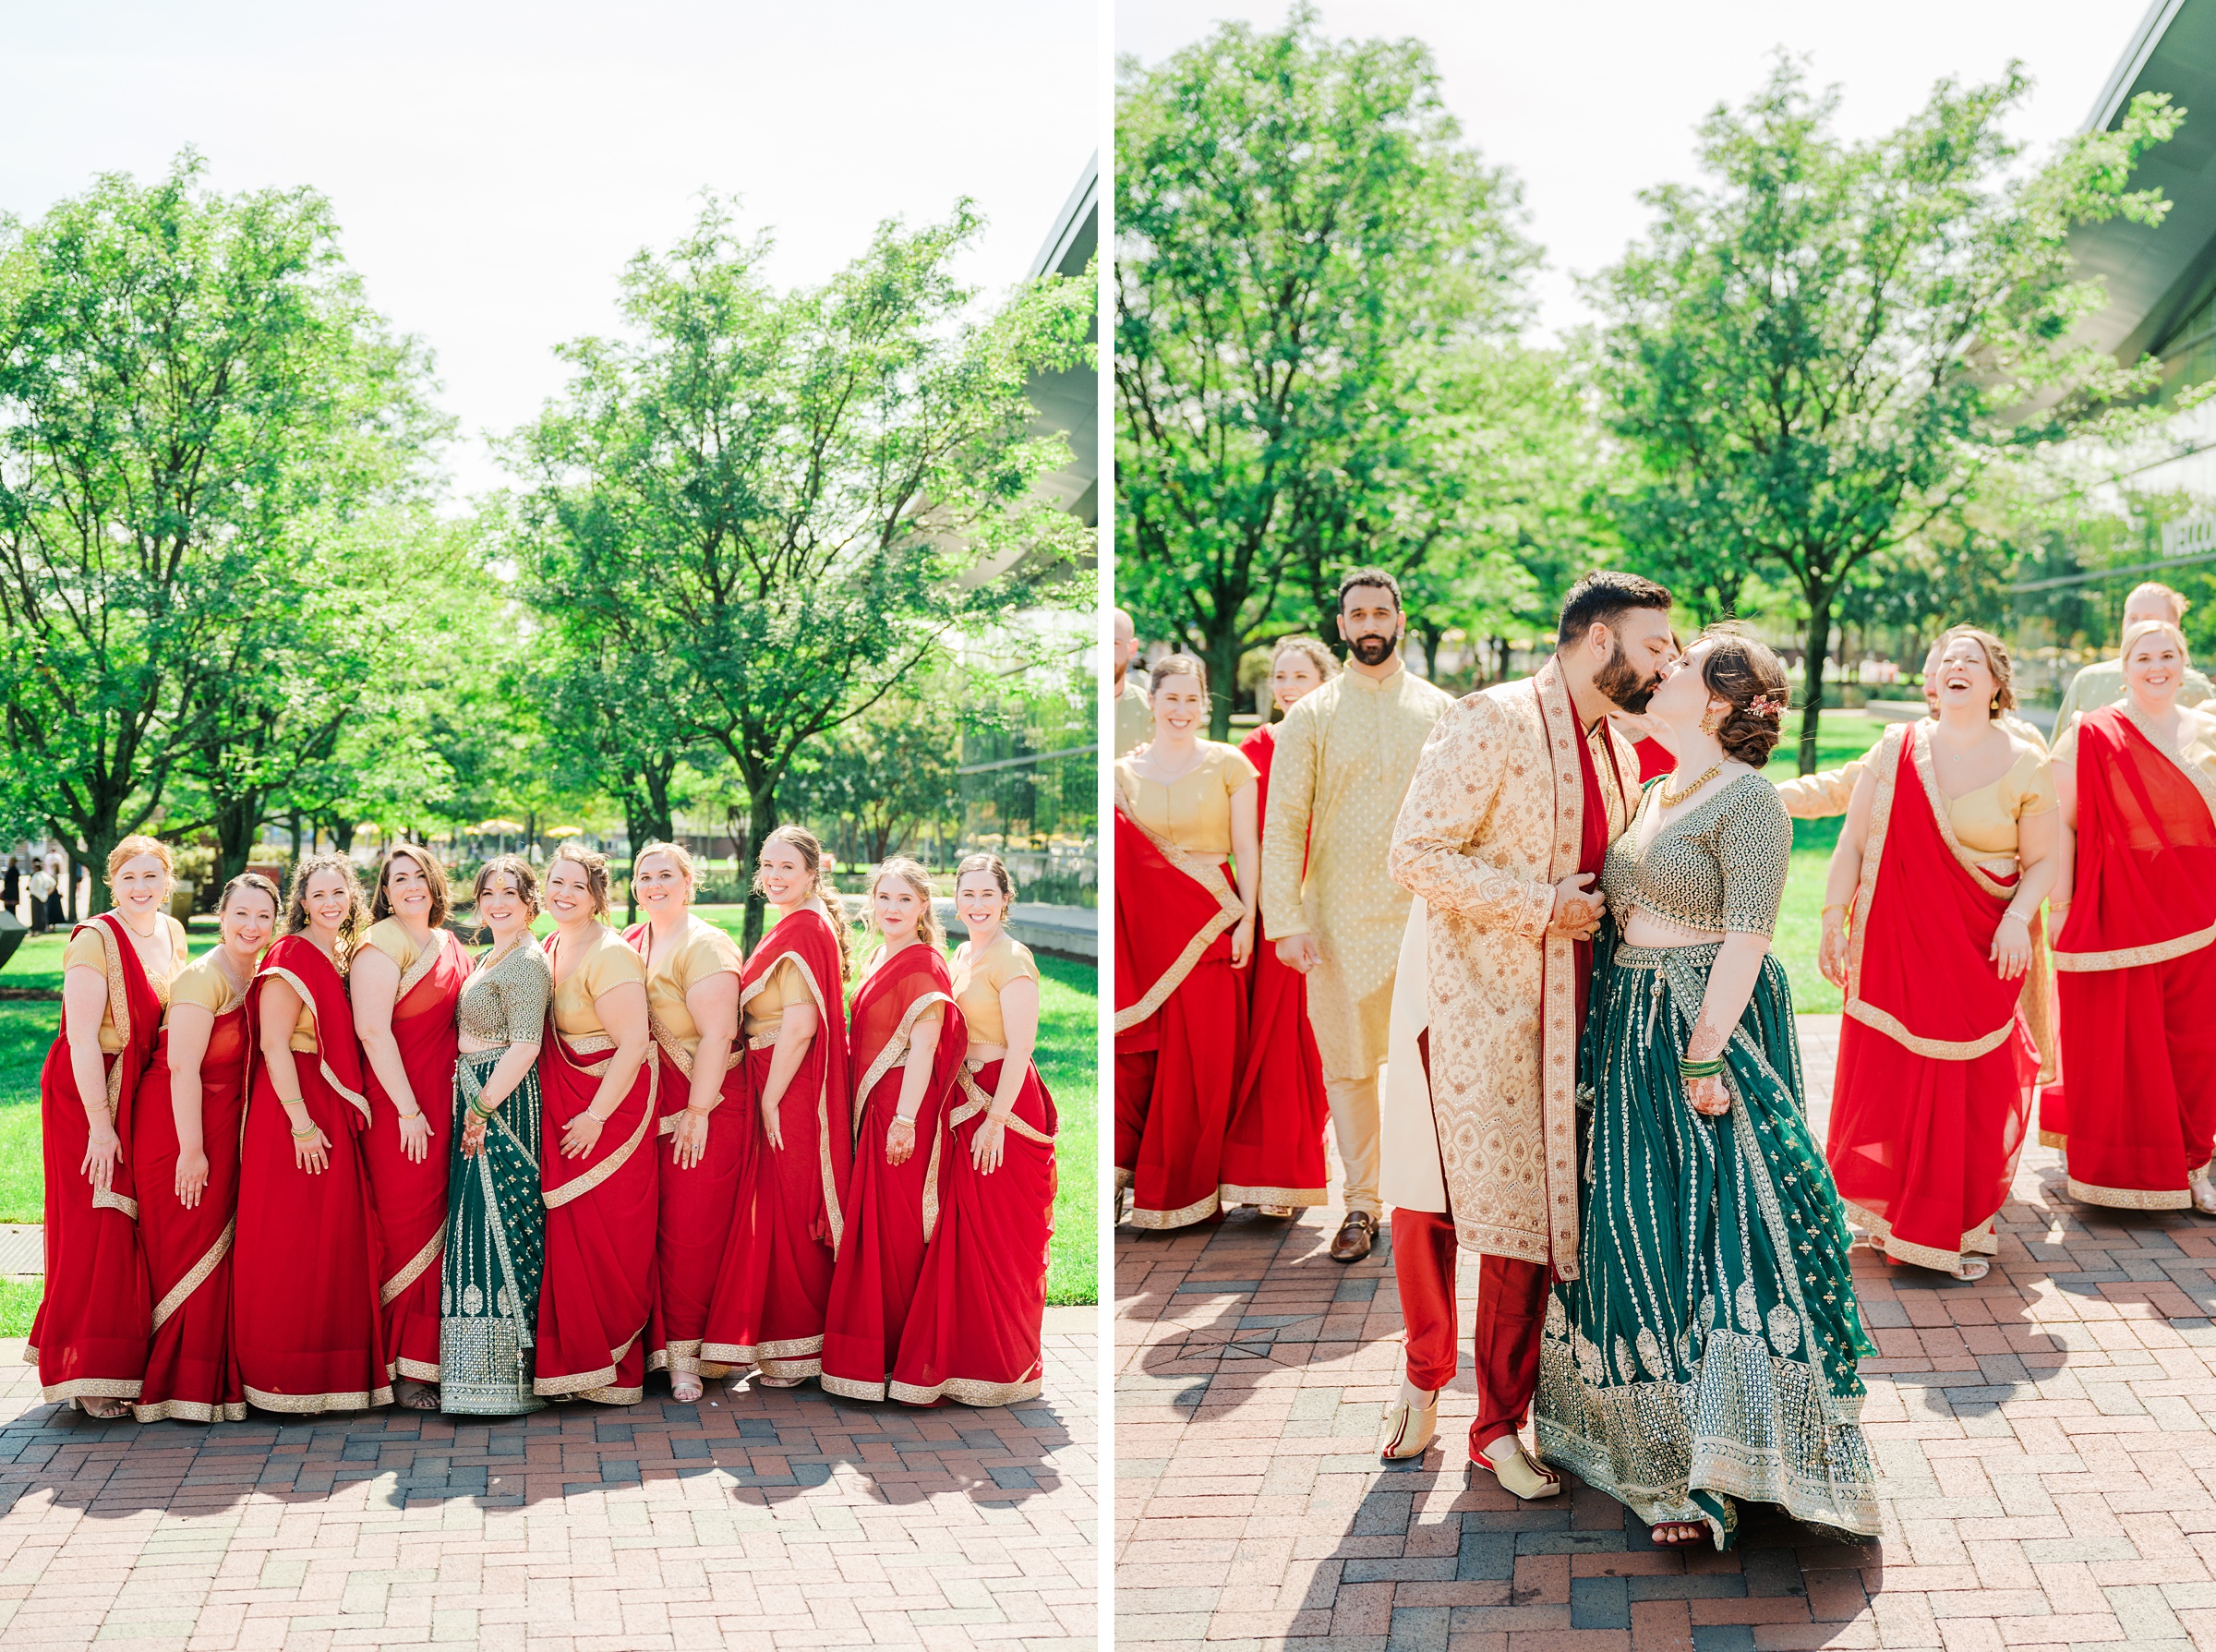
[
  {"left": 0, "top": 910, "right": 1102, "bottom": 1304},
  {"left": 1767, "top": 712, "right": 1897, "bottom": 1017}
]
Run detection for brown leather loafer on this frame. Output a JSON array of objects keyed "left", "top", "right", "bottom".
[{"left": 1328, "top": 1212, "right": 1376, "bottom": 1263}]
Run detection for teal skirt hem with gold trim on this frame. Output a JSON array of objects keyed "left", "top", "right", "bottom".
[{"left": 1535, "top": 935, "right": 1880, "bottom": 1548}]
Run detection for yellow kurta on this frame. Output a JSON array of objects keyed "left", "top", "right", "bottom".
[
  {"left": 2056, "top": 659, "right": 2213, "bottom": 730},
  {"left": 1114, "top": 681, "right": 1154, "bottom": 758},
  {"left": 1259, "top": 661, "right": 1454, "bottom": 1079},
  {"left": 1384, "top": 658, "right": 1640, "bottom": 1272},
  {"left": 1776, "top": 712, "right": 2048, "bottom": 821}
]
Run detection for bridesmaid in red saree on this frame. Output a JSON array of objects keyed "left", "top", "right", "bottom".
[
  {"left": 1818, "top": 629, "right": 2059, "bottom": 1280},
  {"left": 352, "top": 845, "right": 466, "bottom": 1410},
  {"left": 234, "top": 856, "right": 391, "bottom": 1413},
  {"left": 1227, "top": 639, "right": 1332, "bottom": 1217},
  {"left": 132, "top": 873, "right": 280, "bottom": 1422},
  {"left": 891, "top": 852, "right": 1058, "bottom": 1406},
  {"left": 31, "top": 837, "right": 188, "bottom": 1416},
  {"left": 822, "top": 860, "right": 966, "bottom": 1401},
  {"left": 2049, "top": 620, "right": 2216, "bottom": 1212},
  {"left": 1114, "top": 655, "right": 1257, "bottom": 1228},
  {"left": 535, "top": 845, "right": 660, "bottom": 1405},
  {"left": 624, "top": 841, "right": 746, "bottom": 1404},
  {"left": 702, "top": 826, "right": 852, "bottom": 1388}
]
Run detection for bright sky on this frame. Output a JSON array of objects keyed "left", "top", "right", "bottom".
[
  {"left": 1117, "top": 0, "right": 2155, "bottom": 339},
  {"left": 5, "top": 0, "right": 1098, "bottom": 500}
]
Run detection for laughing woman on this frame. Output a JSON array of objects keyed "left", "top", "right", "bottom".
[
  {"left": 625, "top": 842, "right": 746, "bottom": 1404},
  {"left": 441, "top": 857, "right": 553, "bottom": 1414},
  {"left": 131, "top": 873, "right": 282, "bottom": 1423},
  {"left": 822, "top": 860, "right": 967, "bottom": 1401},
  {"left": 32, "top": 836, "right": 189, "bottom": 1417},
  {"left": 892, "top": 851, "right": 1057, "bottom": 1405},
  {"left": 234, "top": 856, "right": 391, "bottom": 1414},
  {"left": 702, "top": 826, "right": 852, "bottom": 1388},
  {"left": 353, "top": 845, "right": 467, "bottom": 1410},
  {"left": 535, "top": 845, "right": 659, "bottom": 1405}
]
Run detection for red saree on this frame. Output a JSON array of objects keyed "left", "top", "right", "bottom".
[
  {"left": 1825, "top": 725, "right": 2041, "bottom": 1270},
  {"left": 30, "top": 913, "right": 156, "bottom": 1408},
  {"left": 1222, "top": 726, "right": 1328, "bottom": 1210},
  {"left": 234, "top": 935, "right": 391, "bottom": 1412},
  {"left": 822, "top": 944, "right": 967, "bottom": 1401},
  {"left": 364, "top": 932, "right": 465, "bottom": 1386},
  {"left": 131, "top": 972, "right": 255, "bottom": 1422},
  {"left": 535, "top": 1020, "right": 659, "bottom": 1403},
  {"left": 890, "top": 1058, "right": 1057, "bottom": 1406},
  {"left": 702, "top": 905, "right": 852, "bottom": 1381},
  {"left": 1114, "top": 790, "right": 1246, "bottom": 1228},
  {"left": 2051, "top": 705, "right": 2216, "bottom": 1208}
]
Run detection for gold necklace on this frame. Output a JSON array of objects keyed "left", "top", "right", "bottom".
[{"left": 1658, "top": 761, "right": 1724, "bottom": 809}]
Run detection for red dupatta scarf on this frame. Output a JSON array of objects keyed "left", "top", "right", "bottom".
[
  {"left": 849, "top": 941, "right": 969, "bottom": 1238},
  {"left": 71, "top": 911, "right": 166, "bottom": 1217},
  {"left": 1112, "top": 784, "right": 1242, "bottom": 1040},
  {"left": 741, "top": 902, "right": 852, "bottom": 1248},
  {"left": 257, "top": 935, "right": 369, "bottom": 1128},
  {"left": 1845, "top": 723, "right": 2041, "bottom": 1063},
  {"left": 2053, "top": 705, "right": 2216, "bottom": 972}
]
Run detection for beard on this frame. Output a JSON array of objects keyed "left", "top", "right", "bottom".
[
  {"left": 1345, "top": 632, "right": 1396, "bottom": 668},
  {"left": 1594, "top": 639, "right": 1659, "bottom": 714}
]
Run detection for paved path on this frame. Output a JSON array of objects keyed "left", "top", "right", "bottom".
[
  {"left": 0, "top": 1309, "right": 1096, "bottom": 1650},
  {"left": 1114, "top": 1017, "right": 2216, "bottom": 1650}
]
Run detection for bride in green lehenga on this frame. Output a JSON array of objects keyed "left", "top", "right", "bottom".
[{"left": 1536, "top": 630, "right": 1880, "bottom": 1550}]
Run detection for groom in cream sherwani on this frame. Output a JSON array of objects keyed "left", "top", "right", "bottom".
[{"left": 1376, "top": 571, "right": 1677, "bottom": 1498}]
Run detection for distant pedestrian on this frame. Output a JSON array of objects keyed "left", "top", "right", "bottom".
[
  {"left": 3, "top": 857, "right": 18, "bottom": 920},
  {"left": 28, "top": 864, "right": 54, "bottom": 935}
]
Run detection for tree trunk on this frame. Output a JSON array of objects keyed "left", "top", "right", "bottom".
[
  {"left": 332, "top": 816, "right": 355, "bottom": 855},
  {"left": 1420, "top": 627, "right": 1444, "bottom": 682},
  {"left": 1796, "top": 591, "right": 1835, "bottom": 777},
  {"left": 68, "top": 826, "right": 118, "bottom": 922},
  {"left": 213, "top": 797, "right": 262, "bottom": 906},
  {"left": 1203, "top": 625, "right": 1243, "bottom": 742},
  {"left": 288, "top": 810, "right": 305, "bottom": 864},
  {"left": 741, "top": 788, "right": 778, "bottom": 953}
]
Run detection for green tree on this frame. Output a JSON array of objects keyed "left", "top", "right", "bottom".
[
  {"left": 1115, "top": 6, "right": 1540, "bottom": 735},
  {"left": 1590, "top": 59, "right": 2186, "bottom": 771},
  {"left": 511, "top": 198, "right": 1091, "bottom": 947},
  {"left": 0, "top": 151, "right": 441, "bottom": 907},
  {"left": 781, "top": 675, "right": 961, "bottom": 866}
]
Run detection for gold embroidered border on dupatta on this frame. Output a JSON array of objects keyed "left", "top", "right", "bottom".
[
  {"left": 736, "top": 898, "right": 845, "bottom": 1254},
  {"left": 1111, "top": 779, "right": 1244, "bottom": 1036}
]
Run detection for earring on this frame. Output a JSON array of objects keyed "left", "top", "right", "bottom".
[{"left": 1700, "top": 706, "right": 1724, "bottom": 736}]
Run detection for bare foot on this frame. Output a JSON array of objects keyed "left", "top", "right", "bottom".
[
  {"left": 1651, "top": 1521, "right": 1707, "bottom": 1547},
  {"left": 670, "top": 1374, "right": 703, "bottom": 1403},
  {"left": 394, "top": 1380, "right": 440, "bottom": 1411},
  {"left": 1954, "top": 1258, "right": 1991, "bottom": 1282}
]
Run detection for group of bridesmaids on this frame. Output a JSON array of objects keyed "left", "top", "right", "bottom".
[{"left": 30, "top": 827, "right": 1058, "bottom": 1420}]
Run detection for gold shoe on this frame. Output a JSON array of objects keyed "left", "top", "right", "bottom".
[
  {"left": 1376, "top": 1394, "right": 1438, "bottom": 1461},
  {"left": 1475, "top": 1434, "right": 1561, "bottom": 1499}
]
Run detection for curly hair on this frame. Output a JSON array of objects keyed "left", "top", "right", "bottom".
[
  {"left": 1694, "top": 627, "right": 1792, "bottom": 767},
  {"left": 1935, "top": 625, "right": 2017, "bottom": 717},
  {"left": 283, "top": 853, "right": 370, "bottom": 964}
]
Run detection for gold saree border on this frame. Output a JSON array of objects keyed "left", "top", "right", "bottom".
[
  {"left": 928, "top": 1067, "right": 1054, "bottom": 1240},
  {"left": 541, "top": 1043, "right": 657, "bottom": 1210},
  {"left": 739, "top": 919, "right": 846, "bottom": 1255},
  {"left": 1218, "top": 1182, "right": 1327, "bottom": 1208},
  {"left": 2053, "top": 921, "right": 2216, "bottom": 972},
  {"left": 244, "top": 1383, "right": 395, "bottom": 1413},
  {"left": 534, "top": 1328, "right": 645, "bottom": 1400},
  {"left": 131, "top": 1396, "right": 247, "bottom": 1424},
  {"left": 885, "top": 1370, "right": 1043, "bottom": 1408},
  {"left": 851, "top": 989, "right": 954, "bottom": 1145},
  {"left": 259, "top": 965, "right": 373, "bottom": 1126},
  {"left": 151, "top": 1218, "right": 235, "bottom": 1331},
  {"left": 1111, "top": 780, "right": 1244, "bottom": 1036},
  {"left": 2067, "top": 1176, "right": 2192, "bottom": 1211},
  {"left": 379, "top": 1220, "right": 446, "bottom": 1308}
]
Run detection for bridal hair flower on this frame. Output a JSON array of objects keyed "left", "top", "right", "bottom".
[{"left": 1749, "top": 691, "right": 1788, "bottom": 722}]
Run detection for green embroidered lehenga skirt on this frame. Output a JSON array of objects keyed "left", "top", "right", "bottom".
[
  {"left": 439, "top": 1046, "right": 548, "bottom": 1415},
  {"left": 1534, "top": 935, "right": 1880, "bottom": 1547}
]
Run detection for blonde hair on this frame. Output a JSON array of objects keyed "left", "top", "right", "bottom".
[
  {"left": 632, "top": 839, "right": 697, "bottom": 891},
  {"left": 955, "top": 850, "right": 1016, "bottom": 920},
  {"left": 106, "top": 834, "right": 174, "bottom": 885},
  {"left": 283, "top": 853, "right": 369, "bottom": 963},
  {"left": 2122, "top": 618, "right": 2192, "bottom": 667},
  {"left": 371, "top": 843, "right": 452, "bottom": 928},
  {"left": 755, "top": 824, "right": 852, "bottom": 978},
  {"left": 869, "top": 858, "right": 942, "bottom": 951},
  {"left": 548, "top": 842, "right": 614, "bottom": 920},
  {"left": 1936, "top": 625, "right": 2017, "bottom": 717},
  {"left": 2128, "top": 581, "right": 2190, "bottom": 621},
  {"left": 472, "top": 854, "right": 542, "bottom": 938}
]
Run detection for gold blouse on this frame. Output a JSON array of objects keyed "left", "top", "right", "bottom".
[
  {"left": 2053, "top": 706, "right": 2216, "bottom": 797},
  {"left": 361, "top": 917, "right": 425, "bottom": 974},
  {"left": 1115, "top": 741, "right": 1258, "bottom": 860},
  {"left": 549, "top": 926, "right": 646, "bottom": 1039},
  {"left": 637, "top": 917, "right": 742, "bottom": 1055},
  {"left": 1943, "top": 747, "right": 2055, "bottom": 858},
  {"left": 951, "top": 931, "right": 1040, "bottom": 1051},
  {"left": 64, "top": 916, "right": 188, "bottom": 1055},
  {"left": 741, "top": 958, "right": 807, "bottom": 1039},
  {"left": 164, "top": 951, "right": 245, "bottom": 1020}
]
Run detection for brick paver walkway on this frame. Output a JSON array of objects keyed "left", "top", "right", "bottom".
[
  {"left": 0, "top": 1309, "right": 1096, "bottom": 1650},
  {"left": 1114, "top": 1017, "right": 2216, "bottom": 1650}
]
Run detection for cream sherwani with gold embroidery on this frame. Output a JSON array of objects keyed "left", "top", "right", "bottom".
[{"left": 1383, "top": 658, "right": 1639, "bottom": 1272}]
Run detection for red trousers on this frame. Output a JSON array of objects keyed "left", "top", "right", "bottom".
[{"left": 1391, "top": 1207, "right": 1548, "bottom": 1453}]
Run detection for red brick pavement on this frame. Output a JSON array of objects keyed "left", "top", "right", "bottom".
[
  {"left": 1114, "top": 1017, "right": 2216, "bottom": 1651},
  {"left": 0, "top": 1309, "right": 1095, "bottom": 1650}
]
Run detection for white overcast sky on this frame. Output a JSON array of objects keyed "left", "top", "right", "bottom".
[
  {"left": 3, "top": 0, "right": 1098, "bottom": 500},
  {"left": 1119, "top": 0, "right": 2156, "bottom": 338}
]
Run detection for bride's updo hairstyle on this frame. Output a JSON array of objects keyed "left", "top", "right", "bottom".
[{"left": 1695, "top": 626, "right": 1793, "bottom": 767}]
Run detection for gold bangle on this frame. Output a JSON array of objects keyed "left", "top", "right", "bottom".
[
  {"left": 289, "top": 1124, "right": 318, "bottom": 1141},
  {"left": 1820, "top": 903, "right": 1849, "bottom": 917}
]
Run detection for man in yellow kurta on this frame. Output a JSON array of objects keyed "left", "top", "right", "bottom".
[
  {"left": 1378, "top": 571, "right": 1675, "bottom": 1498},
  {"left": 1114, "top": 609, "right": 1155, "bottom": 758},
  {"left": 1259, "top": 568, "right": 1454, "bottom": 1262}
]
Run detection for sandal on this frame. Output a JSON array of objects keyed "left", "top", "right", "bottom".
[
  {"left": 80, "top": 1399, "right": 128, "bottom": 1420},
  {"left": 394, "top": 1380, "right": 441, "bottom": 1411},
  {"left": 669, "top": 1375, "right": 704, "bottom": 1403},
  {"left": 1954, "top": 1258, "right": 1991, "bottom": 1282},
  {"left": 1651, "top": 1521, "right": 1707, "bottom": 1547}
]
